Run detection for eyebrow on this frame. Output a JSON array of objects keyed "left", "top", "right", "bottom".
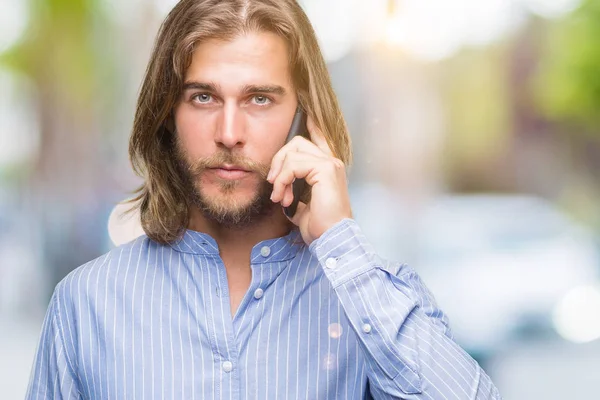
[
  {"left": 182, "top": 81, "right": 287, "bottom": 96},
  {"left": 182, "top": 82, "right": 218, "bottom": 91},
  {"left": 241, "top": 84, "right": 286, "bottom": 96}
]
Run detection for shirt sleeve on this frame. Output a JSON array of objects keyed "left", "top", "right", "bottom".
[
  {"left": 309, "top": 218, "right": 502, "bottom": 399},
  {"left": 25, "top": 281, "right": 81, "bottom": 400}
]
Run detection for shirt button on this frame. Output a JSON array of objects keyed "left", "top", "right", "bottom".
[
  {"left": 325, "top": 257, "right": 338, "bottom": 269},
  {"left": 254, "top": 288, "right": 264, "bottom": 299},
  {"left": 362, "top": 323, "right": 372, "bottom": 334},
  {"left": 260, "top": 246, "right": 271, "bottom": 257},
  {"left": 222, "top": 361, "right": 233, "bottom": 372}
]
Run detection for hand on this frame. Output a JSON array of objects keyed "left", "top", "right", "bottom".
[{"left": 267, "top": 116, "right": 353, "bottom": 245}]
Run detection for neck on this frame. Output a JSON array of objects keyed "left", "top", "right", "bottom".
[{"left": 187, "top": 206, "right": 294, "bottom": 261}]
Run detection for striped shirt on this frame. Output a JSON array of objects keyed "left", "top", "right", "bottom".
[{"left": 26, "top": 218, "right": 501, "bottom": 399}]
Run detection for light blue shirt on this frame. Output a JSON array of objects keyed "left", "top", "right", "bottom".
[{"left": 26, "top": 218, "right": 501, "bottom": 399}]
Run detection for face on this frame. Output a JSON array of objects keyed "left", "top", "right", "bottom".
[{"left": 173, "top": 31, "right": 298, "bottom": 228}]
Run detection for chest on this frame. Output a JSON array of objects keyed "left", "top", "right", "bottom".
[
  {"left": 76, "top": 259, "right": 367, "bottom": 400},
  {"left": 224, "top": 263, "right": 252, "bottom": 317}
]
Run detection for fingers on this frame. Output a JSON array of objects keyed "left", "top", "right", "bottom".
[
  {"left": 268, "top": 135, "right": 322, "bottom": 182},
  {"left": 270, "top": 151, "right": 324, "bottom": 203},
  {"left": 268, "top": 116, "right": 336, "bottom": 182},
  {"left": 282, "top": 184, "right": 294, "bottom": 207}
]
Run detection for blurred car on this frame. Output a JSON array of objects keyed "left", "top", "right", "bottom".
[{"left": 349, "top": 184, "right": 600, "bottom": 358}]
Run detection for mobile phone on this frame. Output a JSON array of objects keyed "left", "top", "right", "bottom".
[{"left": 282, "top": 108, "right": 309, "bottom": 218}]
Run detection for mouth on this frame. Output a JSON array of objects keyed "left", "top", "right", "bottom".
[
  {"left": 215, "top": 164, "right": 250, "bottom": 172},
  {"left": 208, "top": 165, "right": 252, "bottom": 180}
]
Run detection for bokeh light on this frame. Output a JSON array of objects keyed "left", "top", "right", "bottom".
[
  {"left": 0, "top": 70, "right": 39, "bottom": 168},
  {"left": 0, "top": 0, "right": 28, "bottom": 53},
  {"left": 525, "top": 0, "right": 582, "bottom": 18},
  {"left": 328, "top": 323, "right": 343, "bottom": 339},
  {"left": 553, "top": 285, "right": 600, "bottom": 343},
  {"left": 322, "top": 353, "right": 337, "bottom": 370}
]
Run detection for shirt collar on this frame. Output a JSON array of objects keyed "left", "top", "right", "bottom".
[{"left": 169, "top": 228, "right": 305, "bottom": 263}]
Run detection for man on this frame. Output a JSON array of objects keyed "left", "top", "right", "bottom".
[{"left": 26, "top": 0, "right": 501, "bottom": 398}]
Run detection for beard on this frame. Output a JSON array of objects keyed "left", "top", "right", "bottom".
[{"left": 173, "top": 138, "right": 277, "bottom": 229}]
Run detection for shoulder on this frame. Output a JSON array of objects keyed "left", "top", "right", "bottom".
[{"left": 54, "top": 235, "right": 164, "bottom": 305}]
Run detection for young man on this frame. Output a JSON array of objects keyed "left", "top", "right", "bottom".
[{"left": 27, "top": 0, "right": 501, "bottom": 398}]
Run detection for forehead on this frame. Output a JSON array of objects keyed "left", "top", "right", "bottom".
[{"left": 184, "top": 31, "right": 293, "bottom": 89}]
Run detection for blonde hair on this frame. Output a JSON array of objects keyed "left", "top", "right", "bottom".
[{"left": 129, "top": 0, "right": 351, "bottom": 244}]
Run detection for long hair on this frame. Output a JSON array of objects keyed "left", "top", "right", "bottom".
[{"left": 128, "top": 0, "right": 352, "bottom": 244}]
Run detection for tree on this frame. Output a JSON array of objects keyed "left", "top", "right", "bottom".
[
  {"left": 0, "top": 0, "right": 118, "bottom": 304},
  {"left": 535, "top": 0, "right": 600, "bottom": 134}
]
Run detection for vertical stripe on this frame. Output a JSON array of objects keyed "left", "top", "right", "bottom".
[{"left": 26, "top": 220, "right": 501, "bottom": 400}]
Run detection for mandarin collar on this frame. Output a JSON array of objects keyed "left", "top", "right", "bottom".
[{"left": 169, "top": 228, "right": 305, "bottom": 263}]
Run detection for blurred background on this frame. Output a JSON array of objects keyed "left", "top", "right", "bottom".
[{"left": 1, "top": 0, "right": 600, "bottom": 398}]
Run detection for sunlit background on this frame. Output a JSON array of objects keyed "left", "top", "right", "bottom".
[{"left": 2, "top": 0, "right": 600, "bottom": 398}]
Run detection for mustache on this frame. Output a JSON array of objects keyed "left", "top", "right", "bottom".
[{"left": 187, "top": 151, "right": 270, "bottom": 179}]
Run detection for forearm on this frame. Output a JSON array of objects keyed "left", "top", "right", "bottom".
[{"left": 310, "top": 219, "right": 501, "bottom": 399}]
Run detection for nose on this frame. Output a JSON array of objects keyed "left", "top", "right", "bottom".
[{"left": 214, "top": 103, "right": 246, "bottom": 149}]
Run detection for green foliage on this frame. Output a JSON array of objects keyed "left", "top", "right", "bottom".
[
  {"left": 0, "top": 0, "right": 110, "bottom": 105},
  {"left": 439, "top": 44, "right": 512, "bottom": 165},
  {"left": 535, "top": 0, "right": 600, "bottom": 131}
]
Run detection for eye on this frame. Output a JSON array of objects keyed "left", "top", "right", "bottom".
[
  {"left": 193, "top": 93, "right": 212, "bottom": 103},
  {"left": 252, "top": 95, "right": 271, "bottom": 105}
]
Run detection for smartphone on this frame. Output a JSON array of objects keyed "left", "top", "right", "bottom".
[{"left": 282, "top": 107, "right": 309, "bottom": 218}]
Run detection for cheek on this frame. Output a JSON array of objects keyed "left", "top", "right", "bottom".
[
  {"left": 174, "top": 107, "right": 216, "bottom": 157},
  {"left": 249, "top": 117, "right": 290, "bottom": 161}
]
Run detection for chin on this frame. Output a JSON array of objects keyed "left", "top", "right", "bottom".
[
  {"left": 195, "top": 185, "right": 265, "bottom": 218},
  {"left": 202, "top": 182, "right": 255, "bottom": 203},
  {"left": 190, "top": 175, "right": 275, "bottom": 226},
  {"left": 208, "top": 192, "right": 256, "bottom": 213}
]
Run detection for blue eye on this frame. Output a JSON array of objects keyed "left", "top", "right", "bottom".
[
  {"left": 253, "top": 95, "right": 271, "bottom": 105},
  {"left": 194, "top": 93, "right": 212, "bottom": 103}
]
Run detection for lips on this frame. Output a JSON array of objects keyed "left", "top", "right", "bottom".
[
  {"left": 208, "top": 165, "right": 251, "bottom": 180},
  {"left": 216, "top": 164, "right": 249, "bottom": 172}
]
